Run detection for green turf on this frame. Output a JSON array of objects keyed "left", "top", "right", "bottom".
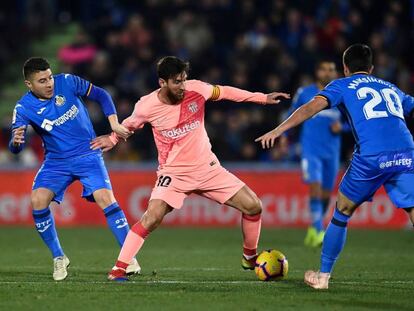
[{"left": 0, "top": 227, "right": 412, "bottom": 311}]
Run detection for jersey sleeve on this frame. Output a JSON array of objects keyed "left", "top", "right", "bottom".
[
  {"left": 121, "top": 100, "right": 147, "bottom": 130},
  {"left": 11, "top": 103, "right": 30, "bottom": 129},
  {"left": 64, "top": 73, "right": 92, "bottom": 97},
  {"left": 401, "top": 93, "right": 414, "bottom": 117},
  {"left": 317, "top": 79, "right": 343, "bottom": 108},
  {"left": 184, "top": 80, "right": 214, "bottom": 100}
]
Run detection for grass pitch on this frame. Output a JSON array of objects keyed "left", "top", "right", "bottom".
[{"left": 0, "top": 227, "right": 412, "bottom": 311}]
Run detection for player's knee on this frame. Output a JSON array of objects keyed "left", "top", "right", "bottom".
[
  {"left": 31, "top": 193, "right": 48, "bottom": 210},
  {"left": 245, "top": 195, "right": 262, "bottom": 216},
  {"left": 141, "top": 209, "right": 166, "bottom": 231},
  {"left": 336, "top": 202, "right": 355, "bottom": 216},
  {"left": 94, "top": 190, "right": 116, "bottom": 209}
]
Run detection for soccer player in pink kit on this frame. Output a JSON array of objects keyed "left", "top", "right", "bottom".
[{"left": 91, "top": 56, "right": 290, "bottom": 281}]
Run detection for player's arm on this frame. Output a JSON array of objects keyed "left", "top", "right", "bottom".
[
  {"left": 255, "top": 96, "right": 329, "bottom": 149},
  {"left": 86, "top": 84, "right": 132, "bottom": 139},
  {"left": 8, "top": 104, "right": 29, "bottom": 154},
  {"left": 90, "top": 100, "right": 146, "bottom": 152},
  {"left": 65, "top": 73, "right": 132, "bottom": 139},
  {"left": 279, "top": 87, "right": 305, "bottom": 146},
  {"left": 210, "top": 84, "right": 290, "bottom": 104}
]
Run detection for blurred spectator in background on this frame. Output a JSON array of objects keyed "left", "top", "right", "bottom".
[
  {"left": 58, "top": 28, "right": 97, "bottom": 75},
  {"left": 2, "top": 0, "right": 414, "bottom": 165}
]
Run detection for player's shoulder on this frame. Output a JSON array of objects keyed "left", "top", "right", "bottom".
[
  {"left": 17, "top": 92, "right": 35, "bottom": 108},
  {"left": 185, "top": 79, "right": 212, "bottom": 91}
]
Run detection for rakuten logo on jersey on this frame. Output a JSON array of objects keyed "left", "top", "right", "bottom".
[
  {"left": 161, "top": 120, "right": 201, "bottom": 139},
  {"left": 40, "top": 105, "right": 79, "bottom": 132}
]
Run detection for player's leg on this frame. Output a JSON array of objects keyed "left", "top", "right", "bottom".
[
  {"left": 92, "top": 189, "right": 130, "bottom": 248},
  {"left": 92, "top": 188, "right": 141, "bottom": 275},
  {"left": 32, "top": 161, "right": 72, "bottom": 281},
  {"left": 31, "top": 188, "right": 65, "bottom": 258},
  {"left": 108, "top": 172, "right": 186, "bottom": 281},
  {"left": 305, "top": 154, "right": 386, "bottom": 289},
  {"left": 77, "top": 154, "right": 130, "bottom": 247},
  {"left": 305, "top": 191, "right": 357, "bottom": 289},
  {"left": 108, "top": 199, "right": 173, "bottom": 281},
  {"left": 76, "top": 153, "right": 140, "bottom": 274},
  {"left": 301, "top": 155, "right": 324, "bottom": 246},
  {"left": 321, "top": 190, "right": 331, "bottom": 216},
  {"left": 224, "top": 185, "right": 262, "bottom": 269},
  {"left": 321, "top": 155, "right": 340, "bottom": 216}
]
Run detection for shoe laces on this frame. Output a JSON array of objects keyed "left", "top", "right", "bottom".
[{"left": 54, "top": 257, "right": 65, "bottom": 271}]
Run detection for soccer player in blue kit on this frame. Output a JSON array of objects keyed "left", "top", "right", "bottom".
[
  {"left": 283, "top": 60, "right": 342, "bottom": 247},
  {"left": 9, "top": 57, "right": 140, "bottom": 281},
  {"left": 256, "top": 44, "right": 414, "bottom": 289}
]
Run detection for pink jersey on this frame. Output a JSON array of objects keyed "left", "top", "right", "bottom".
[{"left": 122, "top": 80, "right": 218, "bottom": 173}]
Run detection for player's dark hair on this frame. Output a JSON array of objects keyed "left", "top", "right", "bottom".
[
  {"left": 157, "top": 56, "right": 189, "bottom": 80},
  {"left": 23, "top": 57, "right": 50, "bottom": 80},
  {"left": 315, "top": 58, "right": 336, "bottom": 71},
  {"left": 343, "top": 44, "right": 373, "bottom": 73}
]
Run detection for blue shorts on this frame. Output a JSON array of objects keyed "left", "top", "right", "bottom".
[
  {"left": 340, "top": 150, "right": 414, "bottom": 208},
  {"left": 33, "top": 152, "right": 112, "bottom": 203},
  {"left": 301, "top": 153, "right": 339, "bottom": 191}
]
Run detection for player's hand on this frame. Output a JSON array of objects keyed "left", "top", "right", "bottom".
[
  {"left": 111, "top": 123, "right": 133, "bottom": 140},
  {"left": 90, "top": 135, "right": 116, "bottom": 152},
  {"left": 12, "top": 126, "right": 26, "bottom": 146},
  {"left": 330, "top": 121, "right": 342, "bottom": 134},
  {"left": 265, "top": 92, "right": 290, "bottom": 105},
  {"left": 255, "top": 128, "right": 282, "bottom": 149}
]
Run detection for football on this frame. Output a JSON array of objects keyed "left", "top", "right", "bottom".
[{"left": 255, "top": 250, "right": 288, "bottom": 281}]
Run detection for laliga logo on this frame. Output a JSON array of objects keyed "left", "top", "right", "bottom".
[{"left": 41, "top": 119, "right": 54, "bottom": 131}]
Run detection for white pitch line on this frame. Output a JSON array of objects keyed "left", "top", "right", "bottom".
[{"left": 0, "top": 280, "right": 413, "bottom": 285}]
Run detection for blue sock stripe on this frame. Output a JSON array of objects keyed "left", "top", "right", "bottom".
[
  {"left": 331, "top": 217, "right": 348, "bottom": 227},
  {"left": 32, "top": 207, "right": 64, "bottom": 258},
  {"left": 105, "top": 207, "right": 122, "bottom": 217},
  {"left": 333, "top": 208, "right": 351, "bottom": 223},
  {"left": 103, "top": 203, "right": 129, "bottom": 248},
  {"left": 32, "top": 209, "right": 51, "bottom": 219}
]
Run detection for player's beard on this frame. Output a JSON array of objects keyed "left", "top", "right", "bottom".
[{"left": 167, "top": 89, "right": 184, "bottom": 104}]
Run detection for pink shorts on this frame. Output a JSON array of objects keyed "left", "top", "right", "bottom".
[{"left": 150, "top": 164, "right": 245, "bottom": 209}]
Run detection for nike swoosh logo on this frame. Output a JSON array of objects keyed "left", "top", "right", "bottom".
[
  {"left": 116, "top": 223, "right": 128, "bottom": 229},
  {"left": 37, "top": 224, "right": 51, "bottom": 233},
  {"left": 37, "top": 107, "right": 46, "bottom": 114}
]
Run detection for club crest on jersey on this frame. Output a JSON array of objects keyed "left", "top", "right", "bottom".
[
  {"left": 54, "top": 95, "right": 66, "bottom": 106},
  {"left": 188, "top": 102, "right": 198, "bottom": 113}
]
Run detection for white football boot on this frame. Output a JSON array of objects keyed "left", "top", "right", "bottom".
[
  {"left": 53, "top": 255, "right": 70, "bottom": 281},
  {"left": 304, "top": 270, "right": 330, "bottom": 289},
  {"left": 126, "top": 257, "right": 141, "bottom": 275}
]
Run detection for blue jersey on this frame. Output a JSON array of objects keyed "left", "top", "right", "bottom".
[
  {"left": 291, "top": 84, "right": 342, "bottom": 157},
  {"left": 12, "top": 74, "right": 99, "bottom": 159},
  {"left": 319, "top": 73, "right": 414, "bottom": 155}
]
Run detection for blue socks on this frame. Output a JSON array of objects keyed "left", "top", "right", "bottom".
[
  {"left": 320, "top": 208, "right": 351, "bottom": 273},
  {"left": 321, "top": 198, "right": 330, "bottom": 216},
  {"left": 309, "top": 198, "right": 324, "bottom": 232},
  {"left": 32, "top": 207, "right": 64, "bottom": 258},
  {"left": 103, "top": 202, "right": 130, "bottom": 247}
]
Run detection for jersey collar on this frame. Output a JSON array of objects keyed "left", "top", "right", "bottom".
[{"left": 351, "top": 71, "right": 369, "bottom": 75}]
